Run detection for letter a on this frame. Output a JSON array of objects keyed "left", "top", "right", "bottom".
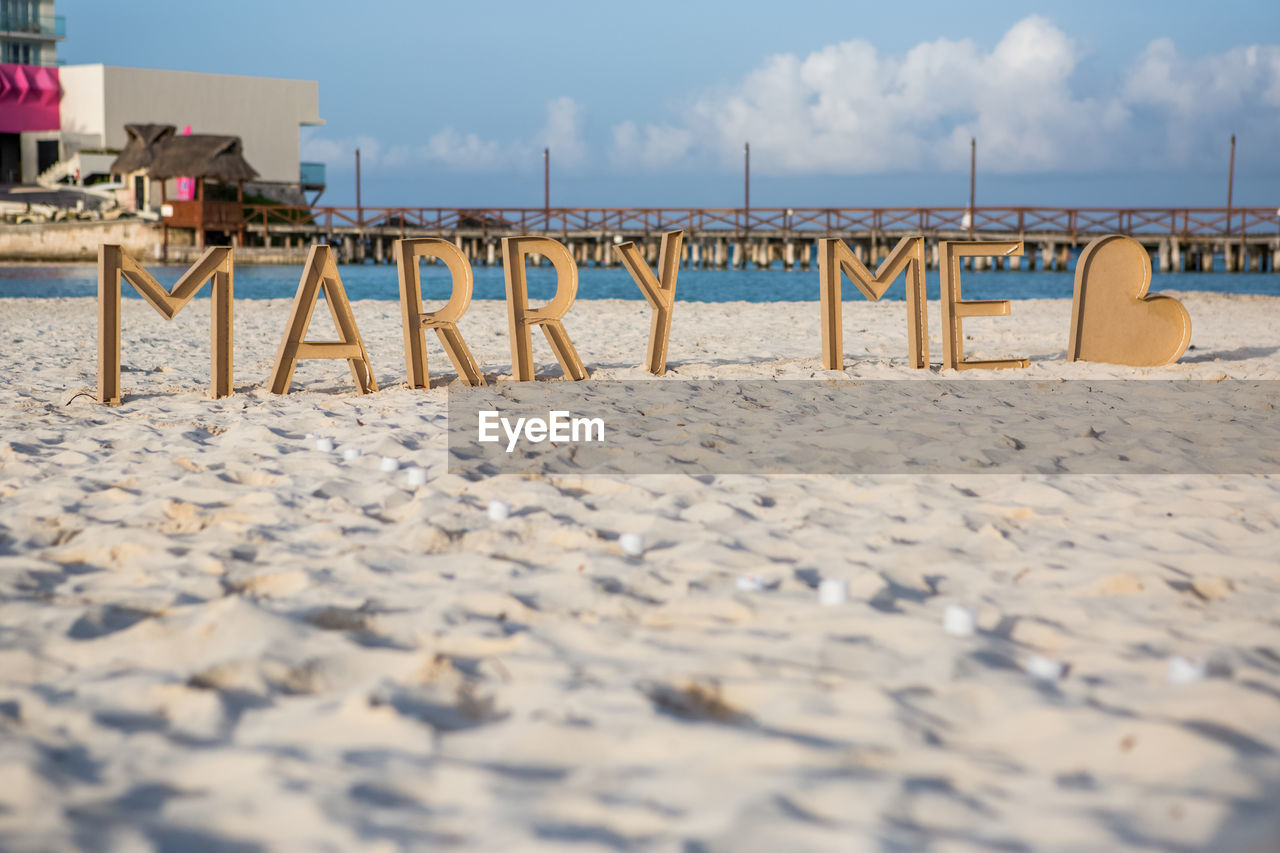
[
  {"left": 268, "top": 244, "right": 378, "bottom": 394},
  {"left": 97, "top": 244, "right": 234, "bottom": 405},
  {"left": 818, "top": 236, "right": 928, "bottom": 370},
  {"left": 501, "top": 236, "right": 588, "bottom": 381},
  {"left": 617, "top": 230, "right": 682, "bottom": 375},
  {"left": 397, "top": 237, "right": 485, "bottom": 387}
]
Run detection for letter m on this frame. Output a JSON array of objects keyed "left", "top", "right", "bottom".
[
  {"left": 98, "top": 244, "right": 234, "bottom": 404},
  {"left": 818, "top": 236, "right": 928, "bottom": 370}
]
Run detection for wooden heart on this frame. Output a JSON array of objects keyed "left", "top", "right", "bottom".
[{"left": 1068, "top": 234, "right": 1191, "bottom": 366}]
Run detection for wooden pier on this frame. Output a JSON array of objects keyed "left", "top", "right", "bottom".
[{"left": 235, "top": 206, "right": 1280, "bottom": 272}]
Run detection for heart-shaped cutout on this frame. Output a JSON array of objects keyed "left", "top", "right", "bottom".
[{"left": 1068, "top": 234, "right": 1191, "bottom": 366}]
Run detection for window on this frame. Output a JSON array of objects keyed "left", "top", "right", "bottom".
[
  {"left": 0, "top": 1, "right": 40, "bottom": 33},
  {"left": 1, "top": 38, "right": 39, "bottom": 65}
]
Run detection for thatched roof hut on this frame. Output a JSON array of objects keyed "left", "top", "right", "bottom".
[
  {"left": 109, "top": 124, "right": 176, "bottom": 172},
  {"left": 110, "top": 124, "right": 259, "bottom": 182}
]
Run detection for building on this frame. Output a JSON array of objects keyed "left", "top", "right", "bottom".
[
  {"left": 110, "top": 124, "right": 259, "bottom": 247},
  {"left": 1, "top": 1, "right": 325, "bottom": 206},
  {"left": 57, "top": 65, "right": 325, "bottom": 205},
  {"left": 0, "top": 0, "right": 64, "bottom": 183},
  {"left": 0, "top": 0, "right": 62, "bottom": 67}
]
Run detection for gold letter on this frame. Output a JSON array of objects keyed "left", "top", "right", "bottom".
[
  {"left": 617, "top": 229, "right": 683, "bottom": 375},
  {"left": 268, "top": 245, "right": 378, "bottom": 395},
  {"left": 97, "top": 244, "right": 234, "bottom": 405},
  {"left": 938, "top": 240, "right": 1030, "bottom": 371},
  {"left": 397, "top": 238, "right": 485, "bottom": 387},
  {"left": 818, "top": 236, "right": 928, "bottom": 370},
  {"left": 501, "top": 236, "right": 588, "bottom": 381}
]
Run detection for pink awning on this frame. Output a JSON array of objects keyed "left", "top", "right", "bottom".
[{"left": 0, "top": 63, "right": 61, "bottom": 134}]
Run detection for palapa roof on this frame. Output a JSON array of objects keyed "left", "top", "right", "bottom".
[
  {"left": 110, "top": 124, "right": 259, "bottom": 182},
  {"left": 110, "top": 124, "right": 174, "bottom": 172}
]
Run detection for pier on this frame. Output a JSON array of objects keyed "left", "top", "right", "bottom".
[{"left": 236, "top": 205, "right": 1280, "bottom": 272}]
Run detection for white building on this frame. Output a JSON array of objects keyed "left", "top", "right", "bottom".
[{"left": 22, "top": 64, "right": 325, "bottom": 204}]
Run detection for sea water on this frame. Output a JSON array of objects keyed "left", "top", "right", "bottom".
[{"left": 1, "top": 258, "right": 1276, "bottom": 303}]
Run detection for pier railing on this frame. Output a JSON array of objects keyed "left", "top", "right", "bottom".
[{"left": 241, "top": 205, "right": 1280, "bottom": 239}]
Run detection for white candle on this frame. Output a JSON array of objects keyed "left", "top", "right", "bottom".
[
  {"left": 1167, "top": 656, "right": 1206, "bottom": 685},
  {"left": 379, "top": 456, "right": 399, "bottom": 472},
  {"left": 736, "top": 573, "right": 767, "bottom": 592},
  {"left": 315, "top": 437, "right": 335, "bottom": 452},
  {"left": 342, "top": 448, "right": 362, "bottom": 461},
  {"left": 818, "top": 578, "right": 847, "bottom": 606},
  {"left": 487, "top": 500, "right": 510, "bottom": 521},
  {"left": 619, "top": 533, "right": 644, "bottom": 556},
  {"left": 406, "top": 467, "right": 427, "bottom": 487},
  {"left": 943, "top": 605, "right": 977, "bottom": 637},
  {"left": 1025, "top": 655, "right": 1066, "bottom": 681}
]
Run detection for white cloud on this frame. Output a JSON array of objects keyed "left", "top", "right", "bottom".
[
  {"left": 395, "top": 129, "right": 505, "bottom": 171},
  {"left": 1118, "top": 39, "right": 1280, "bottom": 166},
  {"left": 540, "top": 96, "right": 587, "bottom": 166},
  {"left": 300, "top": 132, "right": 382, "bottom": 168},
  {"left": 1126, "top": 40, "right": 1280, "bottom": 115},
  {"left": 654, "top": 16, "right": 1104, "bottom": 173},
  {"left": 610, "top": 120, "right": 694, "bottom": 169},
  {"left": 302, "top": 21, "right": 1280, "bottom": 178},
  {"left": 302, "top": 97, "right": 587, "bottom": 174},
  {"left": 611, "top": 16, "right": 1280, "bottom": 174}
]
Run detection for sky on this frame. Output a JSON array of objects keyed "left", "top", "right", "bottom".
[{"left": 59, "top": 0, "right": 1280, "bottom": 209}]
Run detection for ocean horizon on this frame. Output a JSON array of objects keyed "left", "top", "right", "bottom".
[{"left": 2, "top": 257, "right": 1278, "bottom": 303}]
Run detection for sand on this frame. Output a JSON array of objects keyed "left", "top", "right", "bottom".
[{"left": 1, "top": 289, "right": 1279, "bottom": 851}]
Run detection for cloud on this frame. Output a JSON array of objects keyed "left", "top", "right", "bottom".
[
  {"left": 610, "top": 120, "right": 694, "bottom": 170},
  {"left": 398, "top": 129, "right": 505, "bottom": 171},
  {"left": 540, "top": 96, "right": 587, "bottom": 166},
  {"left": 610, "top": 16, "right": 1280, "bottom": 174},
  {"left": 1121, "top": 39, "right": 1280, "bottom": 165},
  {"left": 608, "top": 17, "right": 1093, "bottom": 173},
  {"left": 302, "top": 97, "right": 587, "bottom": 174},
  {"left": 302, "top": 20, "right": 1280, "bottom": 178},
  {"left": 300, "top": 132, "right": 382, "bottom": 168},
  {"left": 1124, "top": 39, "right": 1280, "bottom": 115}
]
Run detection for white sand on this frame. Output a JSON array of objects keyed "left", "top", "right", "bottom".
[{"left": 1, "top": 291, "right": 1279, "bottom": 851}]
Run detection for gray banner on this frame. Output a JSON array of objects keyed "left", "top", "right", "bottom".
[{"left": 447, "top": 380, "right": 1280, "bottom": 475}]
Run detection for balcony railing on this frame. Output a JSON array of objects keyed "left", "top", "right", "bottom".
[
  {"left": 300, "top": 162, "right": 326, "bottom": 188},
  {"left": 0, "top": 14, "right": 64, "bottom": 37}
]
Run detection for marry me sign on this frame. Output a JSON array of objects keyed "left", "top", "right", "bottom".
[{"left": 94, "top": 232, "right": 1191, "bottom": 405}]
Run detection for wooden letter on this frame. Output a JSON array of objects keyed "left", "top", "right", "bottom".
[
  {"left": 939, "top": 241, "right": 1030, "bottom": 371},
  {"left": 97, "top": 244, "right": 234, "bottom": 405},
  {"left": 268, "top": 244, "right": 378, "bottom": 395},
  {"left": 617, "top": 229, "right": 683, "bottom": 375},
  {"left": 501, "top": 236, "right": 588, "bottom": 381},
  {"left": 1068, "top": 234, "right": 1191, "bottom": 366},
  {"left": 818, "top": 236, "right": 928, "bottom": 370},
  {"left": 397, "top": 238, "right": 485, "bottom": 387}
]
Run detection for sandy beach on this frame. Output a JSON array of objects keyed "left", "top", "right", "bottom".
[{"left": 2, "top": 290, "right": 1279, "bottom": 851}]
